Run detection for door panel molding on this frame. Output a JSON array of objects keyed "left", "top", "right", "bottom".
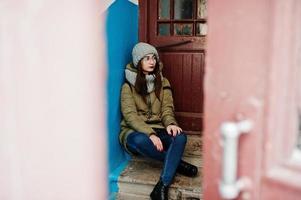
[{"left": 261, "top": 1, "right": 301, "bottom": 198}]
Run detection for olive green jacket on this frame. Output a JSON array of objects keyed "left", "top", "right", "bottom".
[{"left": 119, "top": 63, "right": 178, "bottom": 152}]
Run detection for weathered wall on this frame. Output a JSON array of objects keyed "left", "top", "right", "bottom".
[{"left": 105, "top": 0, "right": 139, "bottom": 194}]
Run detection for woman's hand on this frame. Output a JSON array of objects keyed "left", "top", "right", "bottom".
[
  {"left": 149, "top": 134, "right": 163, "bottom": 152},
  {"left": 166, "top": 125, "right": 182, "bottom": 137}
]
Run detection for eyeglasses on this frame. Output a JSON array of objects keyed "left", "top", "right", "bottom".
[{"left": 142, "top": 55, "right": 157, "bottom": 62}]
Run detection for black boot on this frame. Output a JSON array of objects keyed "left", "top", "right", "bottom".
[
  {"left": 150, "top": 179, "right": 169, "bottom": 200},
  {"left": 177, "top": 160, "right": 198, "bottom": 177}
]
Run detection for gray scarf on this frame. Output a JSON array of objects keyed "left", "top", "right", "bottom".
[{"left": 125, "top": 69, "right": 156, "bottom": 93}]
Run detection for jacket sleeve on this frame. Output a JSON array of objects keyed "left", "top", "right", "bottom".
[
  {"left": 161, "top": 78, "right": 178, "bottom": 127},
  {"left": 121, "top": 84, "right": 155, "bottom": 136}
]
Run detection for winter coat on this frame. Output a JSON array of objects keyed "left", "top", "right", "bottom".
[{"left": 119, "top": 62, "right": 178, "bottom": 152}]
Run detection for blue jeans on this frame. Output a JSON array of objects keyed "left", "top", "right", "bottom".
[{"left": 126, "top": 128, "right": 187, "bottom": 185}]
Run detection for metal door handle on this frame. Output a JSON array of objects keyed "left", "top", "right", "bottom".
[
  {"left": 156, "top": 40, "right": 193, "bottom": 49},
  {"left": 219, "top": 120, "right": 252, "bottom": 199}
]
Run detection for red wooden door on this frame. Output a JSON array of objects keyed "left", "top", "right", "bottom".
[
  {"left": 203, "top": 0, "right": 301, "bottom": 199},
  {"left": 139, "top": 0, "right": 207, "bottom": 135}
]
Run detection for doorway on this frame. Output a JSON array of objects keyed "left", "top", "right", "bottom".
[{"left": 139, "top": 0, "right": 207, "bottom": 136}]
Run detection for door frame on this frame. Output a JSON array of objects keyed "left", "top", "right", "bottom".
[{"left": 138, "top": 0, "right": 148, "bottom": 42}]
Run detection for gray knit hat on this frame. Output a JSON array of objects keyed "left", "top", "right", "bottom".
[{"left": 132, "top": 42, "right": 159, "bottom": 67}]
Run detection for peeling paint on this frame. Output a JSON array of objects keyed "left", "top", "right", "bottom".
[
  {"left": 219, "top": 91, "right": 229, "bottom": 99},
  {"left": 128, "top": 0, "right": 138, "bottom": 5},
  {"left": 248, "top": 96, "right": 263, "bottom": 107},
  {"left": 235, "top": 113, "right": 246, "bottom": 121}
]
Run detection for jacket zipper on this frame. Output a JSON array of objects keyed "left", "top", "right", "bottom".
[{"left": 146, "top": 95, "right": 152, "bottom": 120}]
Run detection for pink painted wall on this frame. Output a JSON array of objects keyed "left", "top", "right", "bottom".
[{"left": 0, "top": 1, "right": 109, "bottom": 199}]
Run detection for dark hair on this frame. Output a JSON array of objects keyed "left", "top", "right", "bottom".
[{"left": 134, "top": 60, "right": 162, "bottom": 102}]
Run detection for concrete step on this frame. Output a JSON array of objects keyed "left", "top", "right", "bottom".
[
  {"left": 183, "top": 134, "right": 202, "bottom": 157},
  {"left": 132, "top": 154, "right": 202, "bottom": 168},
  {"left": 116, "top": 192, "right": 149, "bottom": 200},
  {"left": 117, "top": 158, "right": 202, "bottom": 200}
]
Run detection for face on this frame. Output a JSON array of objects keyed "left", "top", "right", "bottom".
[{"left": 141, "top": 54, "right": 157, "bottom": 74}]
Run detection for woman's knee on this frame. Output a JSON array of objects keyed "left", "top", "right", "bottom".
[
  {"left": 127, "top": 132, "right": 152, "bottom": 146},
  {"left": 175, "top": 133, "right": 187, "bottom": 144}
]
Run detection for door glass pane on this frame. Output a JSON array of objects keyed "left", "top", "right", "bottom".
[
  {"left": 291, "top": 111, "right": 301, "bottom": 163},
  {"left": 197, "top": 0, "right": 207, "bottom": 19},
  {"left": 174, "top": 23, "right": 193, "bottom": 36},
  {"left": 196, "top": 23, "right": 207, "bottom": 36},
  {"left": 292, "top": 51, "right": 301, "bottom": 162},
  {"left": 158, "top": 23, "right": 170, "bottom": 36},
  {"left": 297, "top": 112, "right": 301, "bottom": 150},
  {"left": 174, "top": 0, "right": 193, "bottom": 20},
  {"left": 297, "top": 63, "right": 301, "bottom": 151},
  {"left": 159, "top": 0, "right": 170, "bottom": 19}
]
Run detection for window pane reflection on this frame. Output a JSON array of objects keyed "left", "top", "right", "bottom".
[
  {"left": 159, "top": 0, "right": 170, "bottom": 19},
  {"left": 296, "top": 55, "right": 301, "bottom": 151},
  {"left": 196, "top": 23, "right": 207, "bottom": 36},
  {"left": 158, "top": 23, "right": 170, "bottom": 36},
  {"left": 174, "top": 0, "right": 193, "bottom": 19},
  {"left": 174, "top": 23, "right": 193, "bottom": 36},
  {"left": 297, "top": 111, "right": 301, "bottom": 150},
  {"left": 197, "top": 0, "right": 207, "bottom": 18}
]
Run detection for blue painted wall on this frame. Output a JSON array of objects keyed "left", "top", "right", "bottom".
[{"left": 105, "top": 0, "right": 138, "bottom": 195}]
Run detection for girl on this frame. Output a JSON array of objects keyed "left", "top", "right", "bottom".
[{"left": 119, "top": 42, "right": 198, "bottom": 200}]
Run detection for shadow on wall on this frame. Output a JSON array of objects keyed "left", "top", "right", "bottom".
[{"left": 105, "top": 0, "right": 138, "bottom": 194}]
